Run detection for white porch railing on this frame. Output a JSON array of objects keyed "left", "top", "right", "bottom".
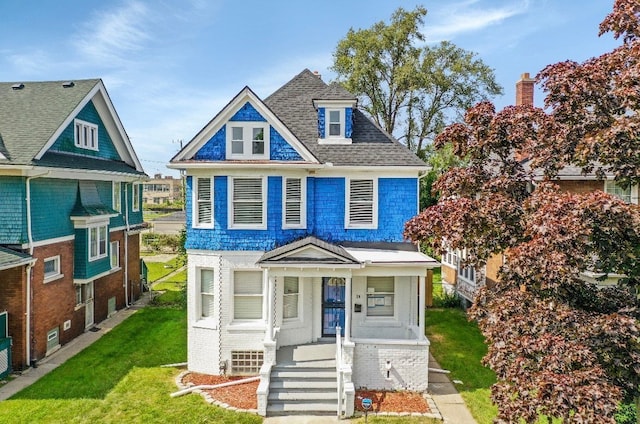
[
  {"left": 336, "top": 326, "right": 355, "bottom": 417},
  {"left": 336, "top": 326, "right": 343, "bottom": 417}
]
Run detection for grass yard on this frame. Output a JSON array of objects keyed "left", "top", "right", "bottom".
[
  {"left": 425, "top": 307, "right": 498, "bottom": 424},
  {"left": 153, "top": 269, "right": 187, "bottom": 291},
  {"left": 145, "top": 257, "right": 182, "bottom": 283}
]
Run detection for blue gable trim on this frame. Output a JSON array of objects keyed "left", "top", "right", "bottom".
[
  {"left": 50, "top": 100, "right": 121, "bottom": 161},
  {"left": 318, "top": 108, "right": 325, "bottom": 139},
  {"left": 229, "top": 102, "right": 267, "bottom": 122},
  {"left": 317, "top": 107, "right": 352, "bottom": 139},
  {"left": 345, "top": 108, "right": 353, "bottom": 138}
]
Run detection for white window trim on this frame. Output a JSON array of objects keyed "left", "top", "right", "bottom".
[
  {"left": 43, "top": 255, "right": 63, "bottom": 283},
  {"left": 132, "top": 183, "right": 140, "bottom": 212},
  {"left": 282, "top": 276, "right": 301, "bottom": 323},
  {"left": 74, "top": 119, "right": 99, "bottom": 151},
  {"left": 193, "top": 177, "right": 214, "bottom": 229},
  {"left": 457, "top": 250, "right": 476, "bottom": 284},
  {"left": 604, "top": 180, "right": 638, "bottom": 204},
  {"left": 282, "top": 177, "right": 307, "bottom": 229},
  {"left": 198, "top": 268, "right": 216, "bottom": 322},
  {"left": 226, "top": 122, "right": 270, "bottom": 160},
  {"left": 327, "top": 108, "right": 345, "bottom": 138},
  {"left": 228, "top": 177, "right": 267, "bottom": 230},
  {"left": 88, "top": 224, "right": 109, "bottom": 262},
  {"left": 345, "top": 177, "right": 378, "bottom": 229},
  {"left": 110, "top": 240, "right": 120, "bottom": 269},
  {"left": 365, "top": 277, "right": 397, "bottom": 321},
  {"left": 112, "top": 182, "right": 121, "bottom": 213},
  {"left": 231, "top": 270, "right": 265, "bottom": 323}
]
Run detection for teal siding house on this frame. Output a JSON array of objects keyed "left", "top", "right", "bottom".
[
  {"left": 170, "top": 70, "right": 439, "bottom": 417},
  {"left": 0, "top": 79, "right": 147, "bottom": 371}
]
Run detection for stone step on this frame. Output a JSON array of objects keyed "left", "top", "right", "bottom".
[
  {"left": 268, "top": 389, "right": 338, "bottom": 401},
  {"left": 275, "top": 359, "right": 336, "bottom": 368},
  {"left": 267, "top": 400, "right": 337, "bottom": 416},
  {"left": 269, "top": 379, "right": 337, "bottom": 390},
  {"left": 271, "top": 368, "right": 336, "bottom": 379}
]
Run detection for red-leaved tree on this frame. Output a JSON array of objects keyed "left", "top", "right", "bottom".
[{"left": 405, "top": 1, "right": 640, "bottom": 422}]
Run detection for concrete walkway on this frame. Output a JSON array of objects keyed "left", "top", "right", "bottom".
[
  {"left": 0, "top": 292, "right": 152, "bottom": 401},
  {"left": 428, "top": 354, "right": 477, "bottom": 423}
]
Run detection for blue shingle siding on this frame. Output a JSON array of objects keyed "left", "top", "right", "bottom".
[
  {"left": 318, "top": 108, "right": 325, "bottom": 139},
  {"left": 50, "top": 100, "right": 121, "bottom": 161},
  {"left": 270, "top": 127, "right": 302, "bottom": 161},
  {"left": 229, "top": 102, "right": 267, "bottom": 122},
  {"left": 30, "top": 178, "right": 78, "bottom": 241},
  {"left": 73, "top": 227, "right": 112, "bottom": 279},
  {"left": 0, "top": 176, "right": 27, "bottom": 244},
  {"left": 184, "top": 174, "right": 416, "bottom": 251},
  {"left": 345, "top": 108, "right": 353, "bottom": 138},
  {"left": 194, "top": 126, "right": 226, "bottom": 160},
  {"left": 126, "top": 182, "right": 144, "bottom": 225}
]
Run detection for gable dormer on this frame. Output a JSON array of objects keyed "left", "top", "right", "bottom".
[{"left": 313, "top": 82, "right": 357, "bottom": 145}]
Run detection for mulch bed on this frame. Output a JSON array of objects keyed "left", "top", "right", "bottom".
[{"left": 182, "top": 373, "right": 430, "bottom": 413}]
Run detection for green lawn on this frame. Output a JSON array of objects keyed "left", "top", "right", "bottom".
[
  {"left": 145, "top": 257, "right": 182, "bottom": 283},
  {"left": 153, "top": 269, "right": 186, "bottom": 291},
  {"left": 425, "top": 308, "right": 498, "bottom": 424},
  {"left": 1, "top": 306, "right": 261, "bottom": 423}
]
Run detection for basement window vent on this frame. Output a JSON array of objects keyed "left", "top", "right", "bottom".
[
  {"left": 63, "top": 320, "right": 72, "bottom": 331},
  {"left": 62, "top": 81, "right": 75, "bottom": 88},
  {"left": 11, "top": 83, "right": 24, "bottom": 90},
  {"left": 231, "top": 350, "right": 264, "bottom": 375}
]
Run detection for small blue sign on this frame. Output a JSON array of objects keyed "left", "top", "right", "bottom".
[{"left": 361, "top": 397, "right": 373, "bottom": 410}]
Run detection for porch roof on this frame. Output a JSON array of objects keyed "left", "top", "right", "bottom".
[
  {"left": 0, "top": 246, "right": 34, "bottom": 271},
  {"left": 258, "top": 237, "right": 439, "bottom": 268}
]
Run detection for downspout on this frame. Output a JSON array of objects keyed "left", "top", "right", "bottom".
[
  {"left": 25, "top": 171, "right": 50, "bottom": 367},
  {"left": 123, "top": 183, "right": 130, "bottom": 307}
]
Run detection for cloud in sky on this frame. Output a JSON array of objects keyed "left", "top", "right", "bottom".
[{"left": 424, "top": 0, "right": 530, "bottom": 41}]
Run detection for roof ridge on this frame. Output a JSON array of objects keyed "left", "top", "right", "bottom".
[{"left": 264, "top": 69, "right": 326, "bottom": 102}]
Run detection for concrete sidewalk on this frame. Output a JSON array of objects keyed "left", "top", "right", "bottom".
[
  {"left": 0, "top": 292, "right": 152, "bottom": 401},
  {"left": 428, "top": 354, "right": 477, "bottom": 423}
]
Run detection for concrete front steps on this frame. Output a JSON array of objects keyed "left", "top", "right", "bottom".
[{"left": 267, "top": 343, "right": 338, "bottom": 416}]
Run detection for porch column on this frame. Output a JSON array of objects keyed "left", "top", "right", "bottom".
[
  {"left": 345, "top": 276, "right": 352, "bottom": 342},
  {"left": 419, "top": 274, "right": 426, "bottom": 338},
  {"left": 265, "top": 273, "right": 275, "bottom": 342}
]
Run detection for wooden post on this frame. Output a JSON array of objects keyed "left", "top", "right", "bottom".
[{"left": 426, "top": 269, "right": 433, "bottom": 308}]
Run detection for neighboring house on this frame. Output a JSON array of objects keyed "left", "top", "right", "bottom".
[
  {"left": 169, "top": 69, "right": 438, "bottom": 417},
  {"left": 441, "top": 73, "right": 639, "bottom": 303},
  {"left": 142, "top": 173, "right": 183, "bottom": 205},
  {"left": 0, "top": 79, "right": 147, "bottom": 373},
  {"left": 149, "top": 211, "right": 186, "bottom": 235}
]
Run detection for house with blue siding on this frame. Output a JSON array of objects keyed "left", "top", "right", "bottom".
[
  {"left": 169, "top": 69, "right": 438, "bottom": 417},
  {"left": 0, "top": 79, "right": 146, "bottom": 373}
]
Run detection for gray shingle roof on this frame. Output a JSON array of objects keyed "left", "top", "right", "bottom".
[
  {"left": 0, "top": 79, "right": 100, "bottom": 165},
  {"left": 264, "top": 69, "right": 425, "bottom": 167},
  {"left": 0, "top": 246, "right": 32, "bottom": 270},
  {"left": 36, "top": 151, "right": 145, "bottom": 175},
  {"left": 259, "top": 236, "right": 359, "bottom": 264}
]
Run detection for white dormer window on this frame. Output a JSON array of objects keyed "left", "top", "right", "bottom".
[
  {"left": 227, "top": 123, "right": 269, "bottom": 159},
  {"left": 74, "top": 119, "right": 98, "bottom": 151},
  {"left": 327, "top": 109, "right": 344, "bottom": 137}
]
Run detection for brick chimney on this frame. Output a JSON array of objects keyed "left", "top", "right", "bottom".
[{"left": 515, "top": 72, "right": 535, "bottom": 106}]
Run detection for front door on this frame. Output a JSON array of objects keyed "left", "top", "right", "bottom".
[
  {"left": 322, "top": 277, "right": 345, "bottom": 337},
  {"left": 84, "top": 282, "right": 94, "bottom": 329}
]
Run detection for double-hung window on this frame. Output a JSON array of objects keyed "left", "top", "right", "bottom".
[
  {"left": 43, "top": 255, "right": 62, "bottom": 282},
  {"left": 89, "top": 225, "right": 108, "bottom": 261},
  {"left": 366, "top": 277, "right": 394, "bottom": 317},
  {"left": 200, "top": 268, "right": 215, "bottom": 318},
  {"left": 233, "top": 271, "right": 263, "bottom": 320},
  {"left": 327, "top": 109, "right": 344, "bottom": 137},
  {"left": 132, "top": 183, "right": 140, "bottom": 211},
  {"left": 193, "top": 177, "right": 213, "bottom": 228},
  {"left": 283, "top": 277, "right": 299, "bottom": 320},
  {"left": 112, "top": 182, "right": 121, "bottom": 213},
  {"left": 605, "top": 181, "right": 632, "bottom": 204},
  {"left": 346, "top": 178, "right": 378, "bottom": 228},
  {"left": 110, "top": 241, "right": 120, "bottom": 269},
  {"left": 74, "top": 119, "right": 98, "bottom": 151},
  {"left": 227, "top": 123, "right": 269, "bottom": 159},
  {"left": 282, "top": 177, "right": 306, "bottom": 229},
  {"left": 229, "top": 177, "right": 266, "bottom": 229}
]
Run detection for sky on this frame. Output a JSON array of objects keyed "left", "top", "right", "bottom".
[{"left": 0, "top": 0, "right": 622, "bottom": 177}]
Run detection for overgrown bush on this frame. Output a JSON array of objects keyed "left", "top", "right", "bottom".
[
  {"left": 141, "top": 233, "right": 181, "bottom": 253},
  {"left": 433, "top": 290, "right": 463, "bottom": 309},
  {"left": 615, "top": 403, "right": 637, "bottom": 424}
]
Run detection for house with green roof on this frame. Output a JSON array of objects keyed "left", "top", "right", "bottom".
[{"left": 0, "top": 79, "right": 147, "bottom": 373}]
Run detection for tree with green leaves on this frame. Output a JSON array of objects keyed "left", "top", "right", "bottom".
[{"left": 331, "top": 6, "right": 502, "bottom": 161}]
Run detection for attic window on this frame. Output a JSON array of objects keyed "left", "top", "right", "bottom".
[
  {"left": 74, "top": 119, "right": 98, "bottom": 151},
  {"left": 328, "top": 110, "right": 343, "bottom": 137},
  {"left": 226, "top": 122, "right": 269, "bottom": 160},
  {"left": 11, "top": 83, "right": 24, "bottom": 90}
]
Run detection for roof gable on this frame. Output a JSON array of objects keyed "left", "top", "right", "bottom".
[
  {"left": 172, "top": 87, "right": 317, "bottom": 163},
  {"left": 259, "top": 236, "right": 359, "bottom": 265},
  {"left": 0, "top": 79, "right": 144, "bottom": 174}
]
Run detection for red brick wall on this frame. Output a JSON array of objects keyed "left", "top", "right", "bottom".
[
  {"left": 556, "top": 180, "right": 603, "bottom": 195},
  {"left": 0, "top": 266, "right": 28, "bottom": 370}
]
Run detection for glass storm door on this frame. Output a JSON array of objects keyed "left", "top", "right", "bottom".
[{"left": 322, "top": 277, "right": 345, "bottom": 337}]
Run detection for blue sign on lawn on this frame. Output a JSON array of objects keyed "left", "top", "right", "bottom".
[{"left": 361, "top": 398, "right": 373, "bottom": 410}]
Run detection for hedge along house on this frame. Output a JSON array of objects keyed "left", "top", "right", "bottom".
[
  {"left": 0, "top": 79, "right": 147, "bottom": 372},
  {"left": 169, "top": 69, "right": 439, "bottom": 417}
]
